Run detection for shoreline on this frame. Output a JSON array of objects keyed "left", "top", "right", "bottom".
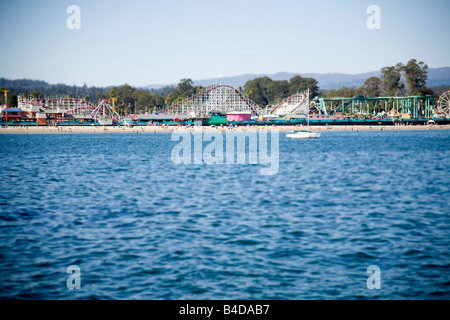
[{"left": 1, "top": 124, "right": 450, "bottom": 134}]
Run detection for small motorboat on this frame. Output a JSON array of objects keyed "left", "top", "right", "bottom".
[{"left": 286, "top": 130, "right": 320, "bottom": 139}]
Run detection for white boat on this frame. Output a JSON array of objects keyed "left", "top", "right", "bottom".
[
  {"left": 286, "top": 130, "right": 321, "bottom": 139},
  {"left": 286, "top": 114, "right": 320, "bottom": 139}
]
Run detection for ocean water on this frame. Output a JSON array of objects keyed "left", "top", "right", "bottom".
[{"left": 0, "top": 130, "right": 449, "bottom": 300}]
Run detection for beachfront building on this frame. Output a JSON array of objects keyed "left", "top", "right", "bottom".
[
  {"left": 16, "top": 97, "right": 95, "bottom": 125},
  {"left": 308, "top": 115, "right": 345, "bottom": 120},
  {"left": 1, "top": 108, "right": 24, "bottom": 123},
  {"left": 135, "top": 114, "right": 190, "bottom": 124},
  {"left": 226, "top": 112, "right": 252, "bottom": 122},
  {"left": 18, "top": 103, "right": 94, "bottom": 125},
  {"left": 36, "top": 113, "right": 47, "bottom": 125}
]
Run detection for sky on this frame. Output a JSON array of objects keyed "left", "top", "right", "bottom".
[{"left": 0, "top": 0, "right": 449, "bottom": 87}]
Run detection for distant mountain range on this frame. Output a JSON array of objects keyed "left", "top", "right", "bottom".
[{"left": 144, "top": 67, "right": 450, "bottom": 91}]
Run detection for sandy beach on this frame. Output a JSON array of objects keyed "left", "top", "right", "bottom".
[
  {"left": 0, "top": 124, "right": 449, "bottom": 134},
  {"left": 1, "top": 124, "right": 449, "bottom": 134}
]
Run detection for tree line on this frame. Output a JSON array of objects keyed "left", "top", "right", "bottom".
[
  {"left": 0, "top": 78, "right": 108, "bottom": 101},
  {"left": 324, "top": 59, "right": 433, "bottom": 98}
]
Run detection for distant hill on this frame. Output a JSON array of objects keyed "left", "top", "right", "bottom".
[{"left": 144, "top": 67, "right": 450, "bottom": 91}]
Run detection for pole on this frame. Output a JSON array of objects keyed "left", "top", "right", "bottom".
[
  {"left": 2, "top": 90, "right": 9, "bottom": 123},
  {"left": 111, "top": 97, "right": 116, "bottom": 119}
]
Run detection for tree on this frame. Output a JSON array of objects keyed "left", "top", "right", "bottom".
[
  {"left": 268, "top": 80, "right": 289, "bottom": 104},
  {"left": 387, "top": 97, "right": 394, "bottom": 109},
  {"left": 133, "top": 90, "right": 162, "bottom": 113},
  {"left": 115, "top": 84, "right": 135, "bottom": 110},
  {"left": 134, "top": 90, "right": 148, "bottom": 113},
  {"left": 173, "top": 96, "right": 183, "bottom": 105},
  {"left": 289, "top": 75, "right": 319, "bottom": 98},
  {"left": 150, "top": 94, "right": 164, "bottom": 109},
  {"left": 29, "top": 91, "right": 43, "bottom": 99},
  {"left": 171, "top": 78, "right": 195, "bottom": 100},
  {"left": 325, "top": 87, "right": 357, "bottom": 98},
  {"left": 418, "top": 86, "right": 433, "bottom": 95},
  {"left": 132, "top": 91, "right": 138, "bottom": 113},
  {"left": 244, "top": 77, "right": 273, "bottom": 106},
  {"left": 178, "top": 78, "right": 193, "bottom": 93},
  {"left": 0, "top": 87, "right": 5, "bottom": 105},
  {"left": 381, "top": 65, "right": 404, "bottom": 96},
  {"left": 360, "top": 76, "right": 382, "bottom": 97},
  {"left": 243, "top": 75, "right": 320, "bottom": 107},
  {"left": 8, "top": 94, "right": 18, "bottom": 108},
  {"left": 109, "top": 87, "right": 117, "bottom": 99},
  {"left": 165, "top": 93, "right": 174, "bottom": 106},
  {"left": 402, "top": 59, "right": 429, "bottom": 95},
  {"left": 95, "top": 92, "right": 106, "bottom": 102}
]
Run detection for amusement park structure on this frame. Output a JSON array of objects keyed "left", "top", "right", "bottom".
[
  {"left": 162, "top": 84, "right": 261, "bottom": 116},
  {"left": 18, "top": 97, "right": 120, "bottom": 116},
  {"left": 9, "top": 88, "right": 450, "bottom": 124},
  {"left": 19, "top": 97, "right": 95, "bottom": 112},
  {"left": 314, "top": 95, "right": 439, "bottom": 118},
  {"left": 162, "top": 84, "right": 314, "bottom": 117},
  {"left": 269, "top": 90, "right": 309, "bottom": 116},
  {"left": 17, "top": 97, "right": 119, "bottom": 124},
  {"left": 90, "top": 98, "right": 120, "bottom": 124},
  {"left": 437, "top": 90, "right": 450, "bottom": 118}
]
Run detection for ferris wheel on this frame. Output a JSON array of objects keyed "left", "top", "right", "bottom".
[{"left": 438, "top": 90, "right": 450, "bottom": 117}]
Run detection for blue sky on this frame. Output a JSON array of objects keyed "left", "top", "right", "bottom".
[{"left": 1, "top": 0, "right": 449, "bottom": 87}]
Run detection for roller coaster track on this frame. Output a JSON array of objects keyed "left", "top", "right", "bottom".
[
  {"left": 270, "top": 93, "right": 308, "bottom": 115},
  {"left": 19, "top": 98, "right": 96, "bottom": 113},
  {"left": 66, "top": 105, "right": 96, "bottom": 114},
  {"left": 162, "top": 84, "right": 261, "bottom": 115}
]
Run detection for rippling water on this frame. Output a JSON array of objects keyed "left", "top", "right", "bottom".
[{"left": 0, "top": 130, "right": 449, "bottom": 299}]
